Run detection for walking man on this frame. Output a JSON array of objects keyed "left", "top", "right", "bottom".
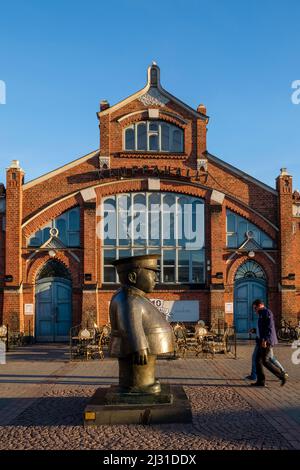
[
  {"left": 245, "top": 328, "right": 288, "bottom": 381},
  {"left": 251, "top": 299, "right": 287, "bottom": 387}
]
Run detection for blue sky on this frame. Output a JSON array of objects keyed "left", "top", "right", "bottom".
[{"left": 0, "top": 0, "right": 300, "bottom": 190}]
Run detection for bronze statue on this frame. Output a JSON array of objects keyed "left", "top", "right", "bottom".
[{"left": 109, "top": 254, "right": 175, "bottom": 394}]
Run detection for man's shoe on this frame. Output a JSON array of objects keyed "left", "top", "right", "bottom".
[
  {"left": 280, "top": 373, "right": 288, "bottom": 386},
  {"left": 245, "top": 375, "right": 256, "bottom": 380},
  {"left": 250, "top": 382, "right": 265, "bottom": 387}
]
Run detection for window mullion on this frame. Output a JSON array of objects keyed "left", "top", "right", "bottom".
[
  {"left": 116, "top": 196, "right": 119, "bottom": 249},
  {"left": 147, "top": 121, "right": 149, "bottom": 151},
  {"left": 174, "top": 195, "right": 178, "bottom": 283},
  {"left": 116, "top": 196, "right": 119, "bottom": 282},
  {"left": 159, "top": 123, "right": 161, "bottom": 151},
  {"left": 175, "top": 195, "right": 178, "bottom": 248},
  {"left": 161, "top": 193, "right": 163, "bottom": 282},
  {"left": 160, "top": 247, "right": 163, "bottom": 283},
  {"left": 131, "top": 193, "right": 134, "bottom": 249},
  {"left": 146, "top": 193, "right": 149, "bottom": 249},
  {"left": 180, "top": 128, "right": 183, "bottom": 152}
]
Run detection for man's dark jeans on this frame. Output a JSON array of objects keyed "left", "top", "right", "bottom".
[{"left": 255, "top": 344, "right": 283, "bottom": 384}]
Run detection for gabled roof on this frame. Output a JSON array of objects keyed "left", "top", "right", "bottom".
[
  {"left": 98, "top": 63, "right": 209, "bottom": 121},
  {"left": 23, "top": 149, "right": 99, "bottom": 190},
  {"left": 205, "top": 151, "right": 278, "bottom": 196},
  {"left": 226, "top": 235, "right": 276, "bottom": 265},
  {"left": 239, "top": 237, "right": 262, "bottom": 251}
]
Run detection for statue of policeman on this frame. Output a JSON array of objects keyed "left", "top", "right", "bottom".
[{"left": 109, "top": 254, "right": 175, "bottom": 394}]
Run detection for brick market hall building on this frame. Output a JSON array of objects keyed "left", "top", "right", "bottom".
[{"left": 1, "top": 63, "right": 300, "bottom": 341}]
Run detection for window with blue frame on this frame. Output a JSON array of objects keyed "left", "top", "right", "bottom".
[
  {"left": 102, "top": 192, "right": 205, "bottom": 284},
  {"left": 226, "top": 210, "right": 274, "bottom": 248},
  {"left": 28, "top": 207, "right": 80, "bottom": 247}
]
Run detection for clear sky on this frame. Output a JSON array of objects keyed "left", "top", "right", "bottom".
[{"left": 0, "top": 0, "right": 300, "bottom": 190}]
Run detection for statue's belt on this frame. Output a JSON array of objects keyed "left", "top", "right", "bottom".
[{"left": 111, "top": 327, "right": 171, "bottom": 337}]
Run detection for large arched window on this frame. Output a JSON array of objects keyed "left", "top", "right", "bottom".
[
  {"left": 102, "top": 192, "right": 205, "bottom": 284},
  {"left": 124, "top": 121, "right": 184, "bottom": 152},
  {"left": 226, "top": 210, "right": 274, "bottom": 248},
  {"left": 28, "top": 207, "right": 80, "bottom": 247}
]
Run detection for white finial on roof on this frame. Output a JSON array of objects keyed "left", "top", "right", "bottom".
[{"left": 10, "top": 160, "right": 20, "bottom": 168}]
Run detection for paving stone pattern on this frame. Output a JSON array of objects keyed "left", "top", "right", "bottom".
[{"left": 0, "top": 342, "right": 299, "bottom": 450}]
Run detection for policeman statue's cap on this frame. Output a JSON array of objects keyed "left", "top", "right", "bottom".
[{"left": 112, "top": 254, "right": 160, "bottom": 274}]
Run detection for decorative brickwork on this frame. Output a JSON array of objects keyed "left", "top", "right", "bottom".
[{"left": 1, "top": 64, "right": 300, "bottom": 337}]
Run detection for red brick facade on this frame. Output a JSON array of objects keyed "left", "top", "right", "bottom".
[{"left": 1, "top": 64, "right": 300, "bottom": 338}]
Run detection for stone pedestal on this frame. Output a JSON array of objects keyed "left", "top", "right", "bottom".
[{"left": 83, "top": 384, "right": 192, "bottom": 425}]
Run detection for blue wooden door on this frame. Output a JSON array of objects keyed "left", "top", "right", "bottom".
[
  {"left": 234, "top": 280, "right": 266, "bottom": 336},
  {"left": 35, "top": 278, "right": 71, "bottom": 342}
]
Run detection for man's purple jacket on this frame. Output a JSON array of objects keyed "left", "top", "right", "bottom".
[{"left": 257, "top": 307, "right": 278, "bottom": 346}]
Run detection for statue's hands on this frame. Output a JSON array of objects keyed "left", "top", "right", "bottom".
[{"left": 133, "top": 348, "right": 148, "bottom": 365}]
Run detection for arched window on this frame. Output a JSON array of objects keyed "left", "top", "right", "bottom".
[
  {"left": 125, "top": 127, "right": 135, "bottom": 150},
  {"left": 102, "top": 192, "right": 205, "bottom": 284},
  {"left": 28, "top": 207, "right": 80, "bottom": 247},
  {"left": 124, "top": 121, "right": 183, "bottom": 152},
  {"left": 234, "top": 261, "right": 266, "bottom": 281},
  {"left": 226, "top": 210, "right": 274, "bottom": 248},
  {"left": 137, "top": 123, "right": 147, "bottom": 150}
]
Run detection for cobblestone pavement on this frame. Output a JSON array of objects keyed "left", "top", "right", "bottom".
[{"left": 0, "top": 342, "right": 299, "bottom": 450}]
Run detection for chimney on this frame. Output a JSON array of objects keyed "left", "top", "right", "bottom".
[
  {"left": 100, "top": 100, "right": 110, "bottom": 111},
  {"left": 197, "top": 103, "right": 207, "bottom": 115},
  {"left": 280, "top": 167, "right": 289, "bottom": 176}
]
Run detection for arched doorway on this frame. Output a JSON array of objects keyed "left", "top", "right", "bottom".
[
  {"left": 234, "top": 261, "right": 267, "bottom": 337},
  {"left": 35, "top": 260, "right": 72, "bottom": 342}
]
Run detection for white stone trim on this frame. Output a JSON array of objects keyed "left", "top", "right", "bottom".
[
  {"left": 99, "top": 85, "right": 149, "bottom": 116},
  {"left": 148, "top": 108, "right": 160, "bottom": 118},
  {"left": 293, "top": 203, "right": 300, "bottom": 217},
  {"left": 81, "top": 187, "right": 97, "bottom": 202},
  {"left": 99, "top": 156, "right": 110, "bottom": 170},
  {"left": 197, "top": 158, "right": 208, "bottom": 171},
  {"left": 22, "top": 191, "right": 81, "bottom": 229},
  {"left": 117, "top": 109, "right": 188, "bottom": 125},
  {"left": 210, "top": 190, "right": 225, "bottom": 205},
  {"left": 148, "top": 178, "right": 160, "bottom": 190},
  {"left": 99, "top": 65, "right": 206, "bottom": 119},
  {"left": 117, "top": 110, "right": 148, "bottom": 123},
  {"left": 226, "top": 250, "right": 276, "bottom": 265},
  {"left": 22, "top": 178, "right": 279, "bottom": 234},
  {"left": 206, "top": 152, "right": 278, "bottom": 196},
  {"left": 138, "top": 88, "right": 169, "bottom": 107},
  {"left": 7, "top": 160, "right": 23, "bottom": 171},
  {"left": 23, "top": 150, "right": 99, "bottom": 190}
]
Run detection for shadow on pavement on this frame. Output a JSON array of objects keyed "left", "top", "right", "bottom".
[{"left": 0, "top": 393, "right": 294, "bottom": 451}]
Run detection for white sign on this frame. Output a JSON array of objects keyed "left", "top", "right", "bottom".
[
  {"left": 150, "top": 299, "right": 199, "bottom": 322},
  {"left": 24, "top": 304, "right": 34, "bottom": 315},
  {"left": 225, "top": 302, "right": 233, "bottom": 313}
]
